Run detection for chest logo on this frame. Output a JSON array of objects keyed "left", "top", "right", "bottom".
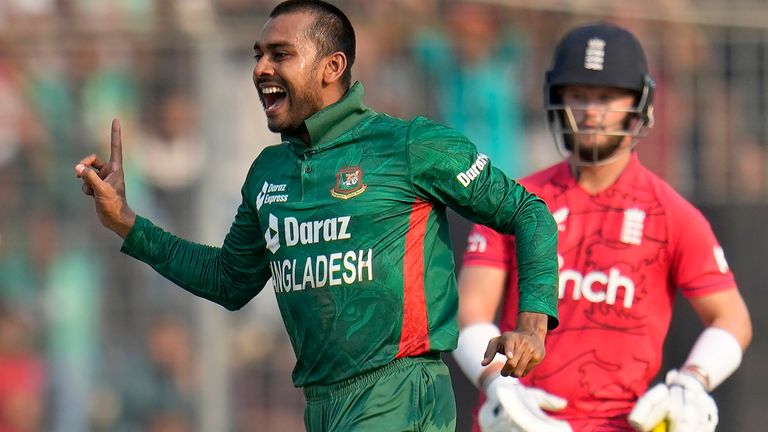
[
  {"left": 620, "top": 208, "right": 646, "bottom": 245},
  {"left": 331, "top": 166, "right": 367, "bottom": 199}
]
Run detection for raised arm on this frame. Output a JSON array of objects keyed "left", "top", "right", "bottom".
[{"left": 76, "top": 120, "right": 272, "bottom": 310}]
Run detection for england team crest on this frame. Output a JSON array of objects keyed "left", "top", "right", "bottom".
[{"left": 331, "top": 166, "right": 367, "bottom": 199}]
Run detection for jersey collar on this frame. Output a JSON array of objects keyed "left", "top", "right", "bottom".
[
  {"left": 282, "top": 81, "right": 375, "bottom": 152},
  {"left": 557, "top": 151, "right": 642, "bottom": 193},
  {"left": 612, "top": 151, "right": 642, "bottom": 188}
]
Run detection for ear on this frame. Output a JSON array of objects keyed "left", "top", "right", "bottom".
[{"left": 321, "top": 51, "right": 347, "bottom": 85}]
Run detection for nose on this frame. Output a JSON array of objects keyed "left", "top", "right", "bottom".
[
  {"left": 253, "top": 56, "right": 274, "bottom": 80},
  {"left": 582, "top": 98, "right": 601, "bottom": 114},
  {"left": 581, "top": 101, "right": 606, "bottom": 123}
]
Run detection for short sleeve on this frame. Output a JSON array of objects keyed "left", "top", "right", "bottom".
[{"left": 669, "top": 195, "right": 736, "bottom": 297}]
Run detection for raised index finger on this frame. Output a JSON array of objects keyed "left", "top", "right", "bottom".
[{"left": 109, "top": 118, "right": 123, "bottom": 164}]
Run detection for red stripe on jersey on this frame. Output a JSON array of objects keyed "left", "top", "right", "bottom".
[{"left": 396, "top": 199, "right": 432, "bottom": 358}]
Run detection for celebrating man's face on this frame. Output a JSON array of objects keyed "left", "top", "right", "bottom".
[{"left": 253, "top": 11, "right": 325, "bottom": 133}]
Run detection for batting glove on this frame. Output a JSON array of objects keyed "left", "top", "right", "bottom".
[
  {"left": 479, "top": 377, "right": 573, "bottom": 432},
  {"left": 628, "top": 369, "right": 718, "bottom": 432}
]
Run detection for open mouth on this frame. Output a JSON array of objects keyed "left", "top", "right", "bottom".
[{"left": 260, "top": 85, "right": 287, "bottom": 113}]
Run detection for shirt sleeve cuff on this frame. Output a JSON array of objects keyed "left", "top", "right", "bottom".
[
  {"left": 120, "top": 215, "right": 152, "bottom": 258},
  {"left": 519, "top": 299, "right": 560, "bottom": 330}
]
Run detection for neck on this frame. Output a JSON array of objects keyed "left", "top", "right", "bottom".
[
  {"left": 320, "top": 83, "right": 348, "bottom": 111},
  {"left": 572, "top": 152, "right": 632, "bottom": 194}
]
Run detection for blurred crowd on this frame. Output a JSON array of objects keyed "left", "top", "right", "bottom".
[{"left": 1, "top": 0, "right": 767, "bottom": 431}]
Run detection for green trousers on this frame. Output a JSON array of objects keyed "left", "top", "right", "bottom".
[{"left": 303, "top": 354, "right": 457, "bottom": 431}]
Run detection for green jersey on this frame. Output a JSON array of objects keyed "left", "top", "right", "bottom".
[{"left": 121, "top": 82, "right": 558, "bottom": 387}]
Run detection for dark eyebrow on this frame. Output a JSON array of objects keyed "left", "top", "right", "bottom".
[{"left": 253, "top": 41, "right": 293, "bottom": 52}]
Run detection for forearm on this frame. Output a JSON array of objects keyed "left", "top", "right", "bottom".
[
  {"left": 685, "top": 290, "right": 752, "bottom": 389},
  {"left": 682, "top": 327, "right": 743, "bottom": 391},
  {"left": 121, "top": 215, "right": 268, "bottom": 310},
  {"left": 513, "top": 199, "right": 560, "bottom": 327}
]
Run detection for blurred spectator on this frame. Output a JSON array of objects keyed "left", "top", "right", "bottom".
[
  {"left": 78, "top": 39, "right": 140, "bottom": 152},
  {"left": 146, "top": 411, "right": 191, "bottom": 432},
  {"left": 73, "top": 38, "right": 156, "bottom": 224},
  {"left": 23, "top": 41, "right": 82, "bottom": 218},
  {"left": 692, "top": 30, "right": 766, "bottom": 201},
  {"left": 0, "top": 0, "right": 56, "bottom": 34},
  {"left": 213, "top": 0, "right": 271, "bottom": 16},
  {"left": 17, "top": 202, "right": 102, "bottom": 432},
  {"left": 352, "top": 16, "right": 424, "bottom": 118},
  {"left": 114, "top": 314, "right": 198, "bottom": 432},
  {"left": 0, "top": 44, "right": 40, "bottom": 306},
  {"left": 72, "top": 0, "right": 154, "bottom": 33},
  {"left": 136, "top": 88, "right": 206, "bottom": 237},
  {"left": 229, "top": 290, "right": 304, "bottom": 432},
  {"left": 0, "top": 303, "right": 46, "bottom": 432},
  {"left": 0, "top": 41, "right": 26, "bottom": 173},
  {"left": 412, "top": 1, "right": 530, "bottom": 177}
]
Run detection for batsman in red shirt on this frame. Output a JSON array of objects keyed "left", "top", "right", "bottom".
[{"left": 453, "top": 22, "right": 752, "bottom": 432}]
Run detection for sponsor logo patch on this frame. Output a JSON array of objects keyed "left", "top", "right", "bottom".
[
  {"left": 331, "top": 166, "right": 367, "bottom": 199},
  {"left": 559, "top": 264, "right": 636, "bottom": 308},
  {"left": 466, "top": 233, "right": 488, "bottom": 253},
  {"left": 713, "top": 246, "right": 729, "bottom": 274},
  {"left": 552, "top": 207, "right": 569, "bottom": 232},
  {"left": 456, "top": 153, "right": 489, "bottom": 187},
  {"left": 256, "top": 181, "right": 289, "bottom": 210},
  {"left": 264, "top": 214, "right": 280, "bottom": 253}
]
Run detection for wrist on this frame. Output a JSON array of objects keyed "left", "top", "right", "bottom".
[
  {"left": 515, "top": 312, "right": 549, "bottom": 339},
  {"left": 680, "top": 364, "right": 710, "bottom": 391},
  {"left": 683, "top": 327, "right": 742, "bottom": 391},
  {"left": 113, "top": 209, "right": 137, "bottom": 239}
]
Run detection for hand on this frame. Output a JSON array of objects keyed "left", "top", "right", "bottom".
[
  {"left": 482, "top": 313, "right": 546, "bottom": 377},
  {"left": 75, "top": 119, "right": 136, "bottom": 238},
  {"left": 628, "top": 369, "right": 718, "bottom": 432},
  {"left": 478, "top": 377, "right": 572, "bottom": 432}
]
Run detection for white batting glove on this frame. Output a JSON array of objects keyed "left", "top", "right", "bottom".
[
  {"left": 479, "top": 377, "right": 573, "bottom": 432},
  {"left": 628, "top": 369, "right": 718, "bottom": 432}
]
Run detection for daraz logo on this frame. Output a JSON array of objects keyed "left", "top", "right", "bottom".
[
  {"left": 456, "top": 153, "right": 489, "bottom": 187},
  {"left": 264, "top": 214, "right": 280, "bottom": 253},
  {"left": 256, "top": 181, "right": 289, "bottom": 210},
  {"left": 263, "top": 214, "right": 352, "bottom": 254}
]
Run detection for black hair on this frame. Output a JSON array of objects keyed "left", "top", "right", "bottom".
[{"left": 270, "top": 0, "right": 356, "bottom": 87}]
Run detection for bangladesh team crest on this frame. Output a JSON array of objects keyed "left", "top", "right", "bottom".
[{"left": 331, "top": 166, "right": 367, "bottom": 199}]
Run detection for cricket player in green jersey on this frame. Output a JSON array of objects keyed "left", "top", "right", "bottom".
[{"left": 75, "top": 1, "right": 560, "bottom": 430}]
